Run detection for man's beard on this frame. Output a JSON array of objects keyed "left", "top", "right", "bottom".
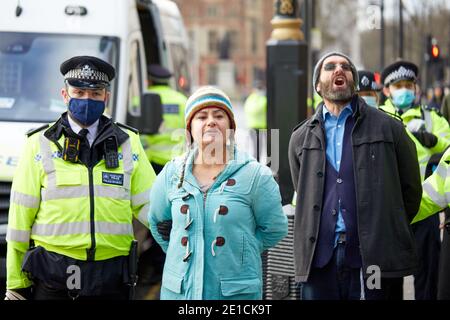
[{"left": 320, "top": 79, "right": 355, "bottom": 103}]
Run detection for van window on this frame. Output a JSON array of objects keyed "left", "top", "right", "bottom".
[
  {"left": 137, "top": 0, "right": 191, "bottom": 95},
  {"left": 0, "top": 32, "right": 119, "bottom": 122},
  {"left": 127, "top": 40, "right": 143, "bottom": 117},
  {"left": 138, "top": 5, "right": 161, "bottom": 68}
]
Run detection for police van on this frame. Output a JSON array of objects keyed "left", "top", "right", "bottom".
[{"left": 0, "top": 0, "right": 190, "bottom": 285}]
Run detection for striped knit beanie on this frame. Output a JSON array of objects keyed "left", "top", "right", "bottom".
[{"left": 185, "top": 86, "right": 236, "bottom": 134}]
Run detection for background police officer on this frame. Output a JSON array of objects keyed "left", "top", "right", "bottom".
[
  {"left": 142, "top": 64, "right": 187, "bottom": 174},
  {"left": 243, "top": 80, "right": 267, "bottom": 161},
  {"left": 380, "top": 60, "right": 450, "bottom": 300},
  {"left": 356, "top": 70, "right": 382, "bottom": 108},
  {"left": 5, "top": 56, "right": 155, "bottom": 300}
]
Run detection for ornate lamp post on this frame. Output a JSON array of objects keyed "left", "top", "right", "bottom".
[
  {"left": 266, "top": 0, "right": 308, "bottom": 205},
  {"left": 271, "top": 0, "right": 303, "bottom": 41}
]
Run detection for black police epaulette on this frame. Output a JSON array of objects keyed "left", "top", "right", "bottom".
[
  {"left": 26, "top": 124, "right": 50, "bottom": 137},
  {"left": 423, "top": 105, "right": 443, "bottom": 116},
  {"left": 115, "top": 122, "right": 139, "bottom": 134}
]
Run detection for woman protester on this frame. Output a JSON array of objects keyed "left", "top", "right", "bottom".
[{"left": 148, "top": 86, "right": 288, "bottom": 300}]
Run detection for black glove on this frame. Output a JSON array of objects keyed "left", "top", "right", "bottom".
[
  {"left": 157, "top": 220, "right": 172, "bottom": 241},
  {"left": 412, "top": 131, "right": 438, "bottom": 148}
]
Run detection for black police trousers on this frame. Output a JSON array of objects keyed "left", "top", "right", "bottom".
[
  {"left": 412, "top": 214, "right": 441, "bottom": 300},
  {"left": 438, "top": 209, "right": 450, "bottom": 300},
  {"left": 33, "top": 279, "right": 128, "bottom": 300}
]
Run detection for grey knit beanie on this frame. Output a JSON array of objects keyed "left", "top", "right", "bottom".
[{"left": 312, "top": 51, "right": 359, "bottom": 96}]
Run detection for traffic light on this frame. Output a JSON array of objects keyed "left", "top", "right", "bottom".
[
  {"left": 427, "top": 35, "right": 440, "bottom": 63},
  {"left": 425, "top": 35, "right": 445, "bottom": 85},
  {"left": 431, "top": 43, "right": 440, "bottom": 62}
]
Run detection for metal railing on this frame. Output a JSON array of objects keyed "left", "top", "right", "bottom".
[{"left": 263, "top": 206, "right": 299, "bottom": 300}]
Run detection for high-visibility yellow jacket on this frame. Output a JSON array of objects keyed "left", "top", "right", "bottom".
[
  {"left": 379, "top": 100, "right": 450, "bottom": 179},
  {"left": 6, "top": 117, "right": 155, "bottom": 290},
  {"left": 142, "top": 85, "right": 187, "bottom": 166},
  {"left": 413, "top": 147, "right": 450, "bottom": 223},
  {"left": 244, "top": 90, "right": 267, "bottom": 129}
]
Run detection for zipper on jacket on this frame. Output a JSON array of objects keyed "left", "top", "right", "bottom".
[
  {"left": 203, "top": 191, "right": 207, "bottom": 210},
  {"left": 86, "top": 166, "right": 96, "bottom": 261}
]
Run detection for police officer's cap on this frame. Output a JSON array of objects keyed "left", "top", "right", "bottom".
[
  {"left": 381, "top": 60, "right": 418, "bottom": 87},
  {"left": 148, "top": 64, "right": 172, "bottom": 82},
  {"left": 60, "top": 56, "right": 115, "bottom": 89},
  {"left": 357, "top": 70, "right": 382, "bottom": 92}
]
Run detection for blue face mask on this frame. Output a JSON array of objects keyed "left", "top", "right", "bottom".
[
  {"left": 68, "top": 98, "right": 105, "bottom": 126},
  {"left": 361, "top": 96, "right": 378, "bottom": 108},
  {"left": 391, "top": 88, "right": 415, "bottom": 109}
]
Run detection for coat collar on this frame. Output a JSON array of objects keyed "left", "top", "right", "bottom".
[
  {"left": 307, "top": 95, "right": 364, "bottom": 143},
  {"left": 174, "top": 147, "right": 253, "bottom": 192},
  {"left": 310, "top": 95, "right": 365, "bottom": 127},
  {"left": 44, "top": 112, "right": 129, "bottom": 148}
]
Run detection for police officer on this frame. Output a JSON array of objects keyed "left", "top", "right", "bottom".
[
  {"left": 380, "top": 61, "right": 450, "bottom": 151},
  {"left": 142, "top": 64, "right": 187, "bottom": 174},
  {"left": 380, "top": 60, "right": 450, "bottom": 300},
  {"left": 413, "top": 148, "right": 450, "bottom": 300},
  {"left": 356, "top": 70, "right": 382, "bottom": 108},
  {"left": 137, "top": 65, "right": 187, "bottom": 294},
  {"left": 380, "top": 61, "right": 450, "bottom": 179},
  {"left": 244, "top": 80, "right": 267, "bottom": 161},
  {"left": 5, "top": 56, "right": 156, "bottom": 300}
]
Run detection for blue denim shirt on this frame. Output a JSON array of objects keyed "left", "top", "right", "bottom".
[{"left": 322, "top": 103, "right": 353, "bottom": 245}]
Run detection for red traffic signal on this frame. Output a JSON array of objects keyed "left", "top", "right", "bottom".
[
  {"left": 373, "top": 72, "right": 381, "bottom": 85},
  {"left": 431, "top": 44, "right": 440, "bottom": 59}
]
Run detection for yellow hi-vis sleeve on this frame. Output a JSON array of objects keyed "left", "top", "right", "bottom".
[
  {"left": 430, "top": 111, "right": 450, "bottom": 154},
  {"left": 6, "top": 135, "right": 42, "bottom": 289},
  {"left": 412, "top": 150, "right": 450, "bottom": 224},
  {"left": 129, "top": 132, "right": 156, "bottom": 228}
]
